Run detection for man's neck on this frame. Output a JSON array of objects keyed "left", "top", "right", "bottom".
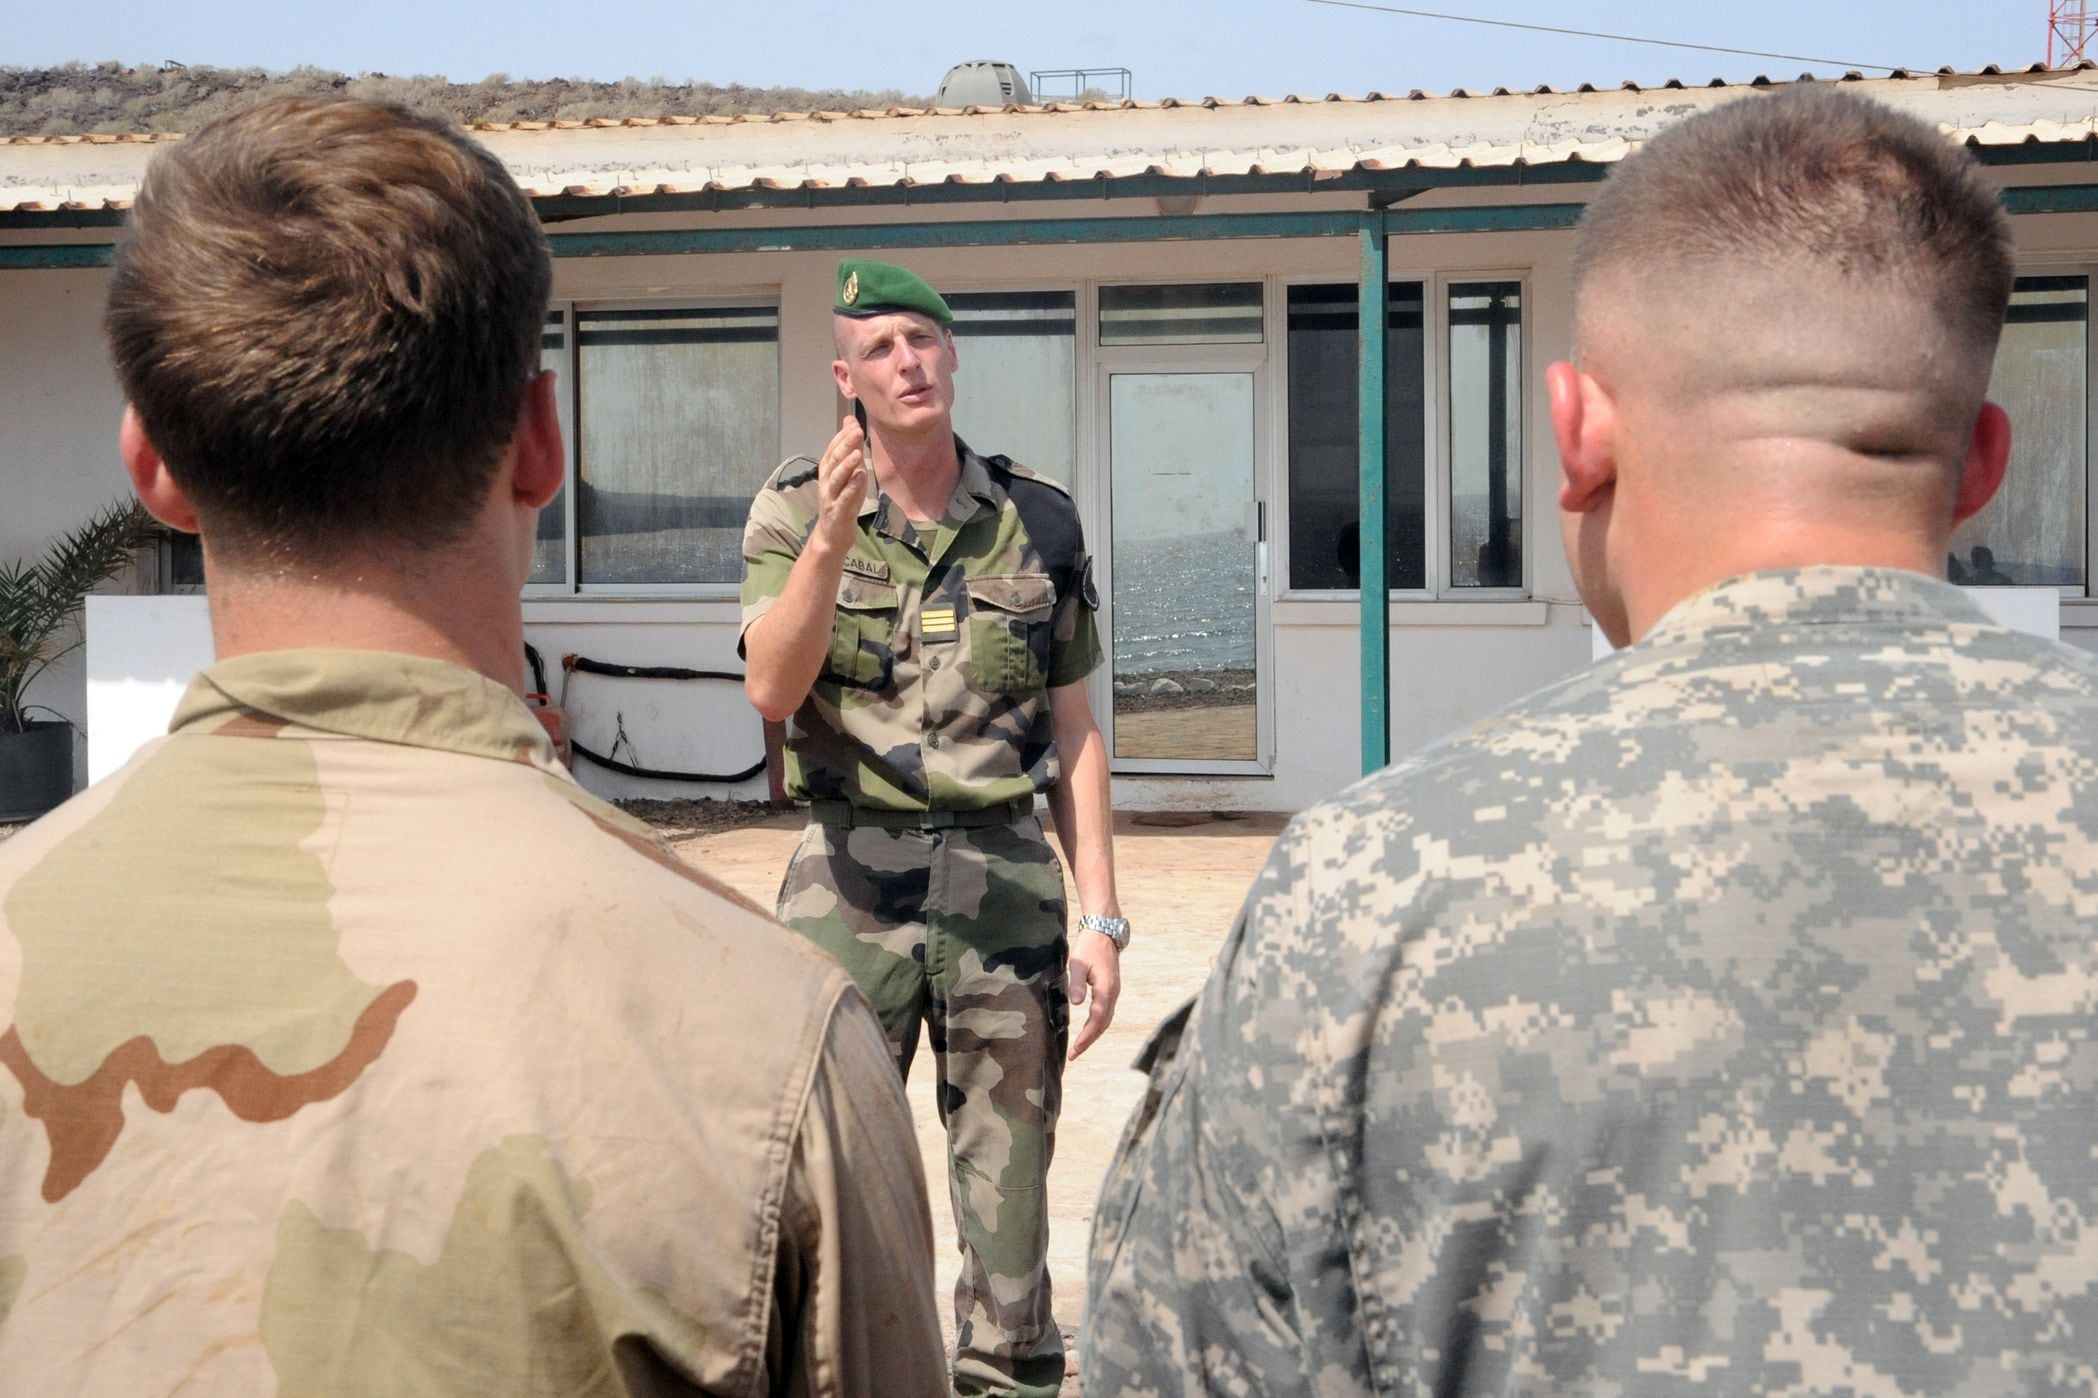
[
  {"left": 202, "top": 553, "right": 529, "bottom": 695},
  {"left": 869, "top": 422, "right": 961, "bottom": 521}
]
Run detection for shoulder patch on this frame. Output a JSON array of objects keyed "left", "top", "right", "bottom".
[{"left": 982, "top": 454, "right": 1073, "bottom": 499}]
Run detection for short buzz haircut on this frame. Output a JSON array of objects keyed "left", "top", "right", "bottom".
[
  {"left": 105, "top": 97, "right": 552, "bottom": 561},
  {"left": 1572, "top": 85, "right": 2014, "bottom": 361}
]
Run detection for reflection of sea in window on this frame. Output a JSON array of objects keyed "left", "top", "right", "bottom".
[
  {"left": 947, "top": 290, "right": 1077, "bottom": 485},
  {"left": 574, "top": 306, "right": 780, "bottom": 587},
  {"left": 1284, "top": 283, "right": 1427, "bottom": 592},
  {"left": 1448, "top": 283, "right": 1523, "bottom": 589},
  {"left": 1952, "top": 275, "right": 2087, "bottom": 589}
]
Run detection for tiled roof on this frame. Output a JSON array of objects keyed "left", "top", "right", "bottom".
[{"left": 2, "top": 64, "right": 2091, "bottom": 215}]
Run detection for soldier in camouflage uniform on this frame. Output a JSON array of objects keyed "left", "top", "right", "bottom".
[
  {"left": 742, "top": 259, "right": 1128, "bottom": 1398},
  {"left": 1086, "top": 88, "right": 2098, "bottom": 1393},
  {"left": 0, "top": 97, "right": 945, "bottom": 1393}
]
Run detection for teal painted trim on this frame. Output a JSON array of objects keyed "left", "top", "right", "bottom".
[
  {"left": 1385, "top": 203, "right": 1586, "bottom": 234},
  {"left": 548, "top": 210, "right": 1369, "bottom": 257},
  {"left": 533, "top": 162, "right": 1613, "bottom": 223},
  {"left": 2003, "top": 184, "right": 2098, "bottom": 214},
  {"left": 0, "top": 243, "right": 112, "bottom": 269},
  {"left": 1358, "top": 226, "right": 1390, "bottom": 776}
]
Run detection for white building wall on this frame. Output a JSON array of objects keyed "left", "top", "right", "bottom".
[
  {"left": 17, "top": 177, "right": 2098, "bottom": 811},
  {"left": 0, "top": 267, "right": 133, "bottom": 787}
]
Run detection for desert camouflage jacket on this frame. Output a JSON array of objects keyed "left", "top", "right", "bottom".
[
  {"left": 741, "top": 439, "right": 1102, "bottom": 812},
  {"left": 0, "top": 649, "right": 944, "bottom": 1395},
  {"left": 1088, "top": 568, "right": 2098, "bottom": 1395}
]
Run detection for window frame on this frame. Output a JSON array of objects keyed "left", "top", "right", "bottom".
[
  {"left": 1274, "top": 266, "right": 1533, "bottom": 602},
  {"left": 1968, "top": 262, "right": 2095, "bottom": 599},
  {"left": 525, "top": 294, "right": 783, "bottom": 600},
  {"left": 1436, "top": 271, "right": 1531, "bottom": 599}
]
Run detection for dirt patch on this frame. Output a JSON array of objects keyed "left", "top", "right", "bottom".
[{"left": 613, "top": 798, "right": 794, "bottom": 842}]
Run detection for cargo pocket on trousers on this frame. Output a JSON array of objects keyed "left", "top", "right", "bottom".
[
  {"left": 965, "top": 573, "right": 1056, "bottom": 695},
  {"left": 824, "top": 579, "right": 898, "bottom": 690}
]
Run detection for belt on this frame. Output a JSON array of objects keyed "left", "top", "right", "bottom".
[{"left": 809, "top": 797, "right": 1033, "bottom": 830}]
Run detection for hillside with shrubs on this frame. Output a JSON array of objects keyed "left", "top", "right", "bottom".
[{"left": 0, "top": 62, "right": 933, "bottom": 136}]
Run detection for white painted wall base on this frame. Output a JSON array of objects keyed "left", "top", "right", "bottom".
[{"left": 84, "top": 595, "right": 213, "bottom": 783}]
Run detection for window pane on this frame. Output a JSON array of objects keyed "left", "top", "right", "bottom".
[
  {"left": 1449, "top": 282, "right": 1523, "bottom": 589},
  {"left": 1099, "top": 282, "right": 1263, "bottom": 346},
  {"left": 1284, "top": 283, "right": 1427, "bottom": 591},
  {"left": 576, "top": 306, "right": 779, "bottom": 586},
  {"left": 530, "top": 310, "right": 571, "bottom": 585},
  {"left": 1955, "top": 275, "right": 2087, "bottom": 589},
  {"left": 948, "top": 290, "right": 1077, "bottom": 484}
]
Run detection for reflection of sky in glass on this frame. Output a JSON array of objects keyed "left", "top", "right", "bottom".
[
  {"left": 1109, "top": 373, "right": 1258, "bottom": 676},
  {"left": 1108, "top": 374, "right": 1255, "bottom": 541},
  {"left": 1954, "top": 277, "right": 2086, "bottom": 587}
]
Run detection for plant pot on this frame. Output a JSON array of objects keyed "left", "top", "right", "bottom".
[{"left": 0, "top": 721, "right": 76, "bottom": 824}]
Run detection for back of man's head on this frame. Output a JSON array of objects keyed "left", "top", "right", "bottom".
[
  {"left": 1558, "top": 87, "right": 2016, "bottom": 638},
  {"left": 105, "top": 97, "right": 551, "bottom": 567},
  {"left": 1577, "top": 85, "right": 2005, "bottom": 440},
  {"left": 1574, "top": 85, "right": 2012, "bottom": 402}
]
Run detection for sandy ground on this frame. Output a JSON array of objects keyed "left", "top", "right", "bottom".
[{"left": 673, "top": 807, "right": 1288, "bottom": 1395}]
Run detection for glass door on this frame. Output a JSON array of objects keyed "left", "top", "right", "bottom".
[{"left": 1100, "top": 368, "right": 1268, "bottom": 772}]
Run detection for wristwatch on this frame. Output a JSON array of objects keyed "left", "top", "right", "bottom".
[{"left": 1077, "top": 913, "right": 1132, "bottom": 951}]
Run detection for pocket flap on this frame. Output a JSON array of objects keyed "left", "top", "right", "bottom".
[
  {"left": 835, "top": 578, "right": 898, "bottom": 611},
  {"left": 966, "top": 573, "right": 1056, "bottom": 616}
]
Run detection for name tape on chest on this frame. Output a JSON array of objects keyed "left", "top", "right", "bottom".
[{"left": 842, "top": 555, "right": 891, "bottom": 582}]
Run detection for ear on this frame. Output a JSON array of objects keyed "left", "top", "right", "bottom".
[
  {"left": 120, "top": 405, "right": 201, "bottom": 533},
  {"left": 1548, "top": 360, "right": 1618, "bottom": 514},
  {"left": 832, "top": 355, "right": 856, "bottom": 402},
  {"left": 1951, "top": 400, "right": 2011, "bottom": 526},
  {"left": 944, "top": 328, "right": 959, "bottom": 370},
  {"left": 512, "top": 369, "right": 565, "bottom": 509}
]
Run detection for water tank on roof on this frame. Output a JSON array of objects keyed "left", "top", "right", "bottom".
[{"left": 936, "top": 60, "right": 1033, "bottom": 107}]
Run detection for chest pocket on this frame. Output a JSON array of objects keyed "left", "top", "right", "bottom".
[
  {"left": 966, "top": 573, "right": 1056, "bottom": 695},
  {"left": 826, "top": 578, "right": 899, "bottom": 690}
]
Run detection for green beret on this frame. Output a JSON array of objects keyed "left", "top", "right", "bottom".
[{"left": 834, "top": 258, "right": 953, "bottom": 325}]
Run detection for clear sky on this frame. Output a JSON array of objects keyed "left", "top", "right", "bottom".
[{"left": 6, "top": 2, "right": 2052, "bottom": 102}]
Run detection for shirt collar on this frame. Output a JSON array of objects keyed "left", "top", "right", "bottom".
[
  {"left": 857, "top": 436, "right": 1002, "bottom": 543},
  {"left": 171, "top": 649, "right": 565, "bottom": 772},
  {"left": 1641, "top": 566, "right": 1990, "bottom": 648}
]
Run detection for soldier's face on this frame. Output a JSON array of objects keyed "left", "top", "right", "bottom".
[{"left": 833, "top": 312, "right": 958, "bottom": 435}]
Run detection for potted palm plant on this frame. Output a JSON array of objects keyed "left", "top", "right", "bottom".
[{"left": 0, "top": 500, "right": 156, "bottom": 822}]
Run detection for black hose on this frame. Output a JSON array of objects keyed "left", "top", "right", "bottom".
[{"left": 554, "top": 651, "right": 768, "bottom": 785}]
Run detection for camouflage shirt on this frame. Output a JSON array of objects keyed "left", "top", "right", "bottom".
[
  {"left": 0, "top": 649, "right": 945, "bottom": 1396},
  {"left": 740, "top": 439, "right": 1102, "bottom": 812},
  {"left": 1087, "top": 568, "right": 2098, "bottom": 1395}
]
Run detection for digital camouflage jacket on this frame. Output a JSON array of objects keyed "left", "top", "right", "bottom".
[{"left": 1089, "top": 568, "right": 2098, "bottom": 1395}]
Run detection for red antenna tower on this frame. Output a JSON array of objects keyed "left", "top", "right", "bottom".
[{"left": 2053, "top": 0, "right": 2098, "bottom": 65}]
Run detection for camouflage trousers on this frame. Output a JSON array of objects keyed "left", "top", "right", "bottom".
[{"left": 777, "top": 814, "right": 1068, "bottom": 1398}]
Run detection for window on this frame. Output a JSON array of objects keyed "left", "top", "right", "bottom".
[
  {"left": 1100, "top": 282, "right": 1264, "bottom": 346},
  {"left": 1283, "top": 277, "right": 1524, "bottom": 594},
  {"left": 530, "top": 309, "right": 572, "bottom": 586},
  {"left": 1447, "top": 282, "right": 1523, "bottom": 589},
  {"left": 1955, "top": 274, "right": 2088, "bottom": 589},
  {"left": 947, "top": 290, "right": 1078, "bottom": 483},
  {"left": 1285, "top": 283, "right": 1427, "bottom": 591},
  {"left": 529, "top": 303, "right": 781, "bottom": 592}
]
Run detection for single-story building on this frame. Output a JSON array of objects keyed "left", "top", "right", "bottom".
[{"left": 6, "top": 63, "right": 2097, "bottom": 811}]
